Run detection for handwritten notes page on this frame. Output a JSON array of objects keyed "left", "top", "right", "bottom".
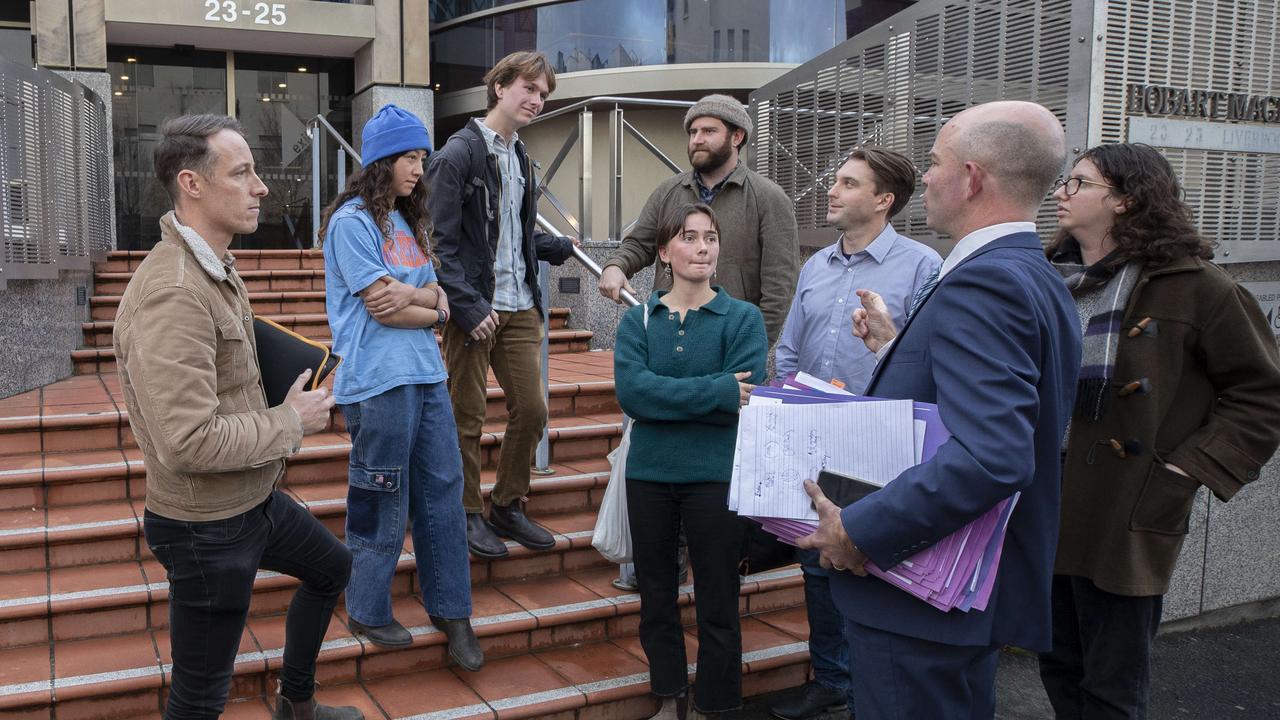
[{"left": 731, "top": 400, "right": 916, "bottom": 521}]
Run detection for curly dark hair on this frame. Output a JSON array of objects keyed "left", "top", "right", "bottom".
[
  {"left": 1047, "top": 143, "right": 1214, "bottom": 267},
  {"left": 316, "top": 152, "right": 435, "bottom": 265}
]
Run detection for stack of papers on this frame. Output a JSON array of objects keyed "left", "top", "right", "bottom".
[{"left": 728, "top": 373, "right": 1018, "bottom": 613}]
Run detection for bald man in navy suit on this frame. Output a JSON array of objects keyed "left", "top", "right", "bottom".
[{"left": 798, "top": 102, "right": 1082, "bottom": 720}]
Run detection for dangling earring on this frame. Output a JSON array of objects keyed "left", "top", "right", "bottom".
[{"left": 663, "top": 263, "right": 672, "bottom": 278}]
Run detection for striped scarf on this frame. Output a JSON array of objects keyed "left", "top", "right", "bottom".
[{"left": 1051, "top": 242, "right": 1140, "bottom": 421}]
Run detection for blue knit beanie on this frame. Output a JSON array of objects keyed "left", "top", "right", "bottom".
[{"left": 360, "top": 104, "right": 432, "bottom": 166}]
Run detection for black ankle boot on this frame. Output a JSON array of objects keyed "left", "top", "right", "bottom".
[
  {"left": 488, "top": 500, "right": 555, "bottom": 551},
  {"left": 271, "top": 693, "right": 363, "bottom": 720},
  {"left": 347, "top": 617, "right": 411, "bottom": 648},
  {"left": 430, "top": 615, "right": 485, "bottom": 671},
  {"left": 466, "top": 512, "right": 508, "bottom": 559}
]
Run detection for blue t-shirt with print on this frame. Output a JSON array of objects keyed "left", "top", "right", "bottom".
[{"left": 324, "top": 200, "right": 447, "bottom": 404}]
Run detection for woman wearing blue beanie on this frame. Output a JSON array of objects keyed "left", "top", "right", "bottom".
[{"left": 318, "top": 104, "right": 481, "bottom": 670}]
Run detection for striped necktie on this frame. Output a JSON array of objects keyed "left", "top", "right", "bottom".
[{"left": 906, "top": 268, "right": 940, "bottom": 321}]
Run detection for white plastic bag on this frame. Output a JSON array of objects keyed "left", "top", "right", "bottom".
[
  {"left": 592, "top": 420, "right": 633, "bottom": 563},
  {"left": 593, "top": 306, "right": 648, "bottom": 563}
]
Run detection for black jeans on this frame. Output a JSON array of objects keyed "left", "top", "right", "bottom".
[
  {"left": 626, "top": 479, "right": 744, "bottom": 713},
  {"left": 144, "top": 491, "right": 352, "bottom": 719},
  {"left": 1038, "top": 574, "right": 1163, "bottom": 720}
]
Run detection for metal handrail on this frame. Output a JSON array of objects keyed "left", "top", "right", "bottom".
[
  {"left": 307, "top": 115, "right": 363, "bottom": 238},
  {"left": 526, "top": 96, "right": 696, "bottom": 127},
  {"left": 538, "top": 215, "right": 641, "bottom": 308},
  {"left": 524, "top": 95, "right": 706, "bottom": 264},
  {"left": 308, "top": 114, "right": 361, "bottom": 159}
]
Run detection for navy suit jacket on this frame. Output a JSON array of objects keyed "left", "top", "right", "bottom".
[{"left": 830, "top": 231, "right": 1081, "bottom": 651}]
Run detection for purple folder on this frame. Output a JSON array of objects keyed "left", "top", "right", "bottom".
[{"left": 741, "top": 378, "right": 1016, "bottom": 612}]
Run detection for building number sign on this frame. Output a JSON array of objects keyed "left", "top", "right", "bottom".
[{"left": 204, "top": 1, "right": 287, "bottom": 26}]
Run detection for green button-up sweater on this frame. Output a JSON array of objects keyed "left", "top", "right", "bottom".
[{"left": 614, "top": 287, "right": 767, "bottom": 484}]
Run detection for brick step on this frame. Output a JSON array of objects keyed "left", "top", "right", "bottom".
[
  {"left": 97, "top": 249, "right": 326, "bottom": 274},
  {"left": 89, "top": 288, "right": 577, "bottom": 326},
  {"left": 93, "top": 268, "right": 329, "bottom": 295},
  {"left": 80, "top": 308, "right": 572, "bottom": 346},
  {"left": 73, "top": 326, "right": 592, "bottom": 373},
  {"left": 0, "top": 353, "right": 618, "bottom": 460},
  {"left": 91, "top": 290, "right": 327, "bottom": 322},
  {"left": 0, "top": 499, "right": 622, "bottom": 652},
  {"left": 0, "top": 456, "right": 611, "bottom": 578},
  {"left": 0, "top": 409, "right": 623, "bottom": 513},
  {"left": 0, "top": 567, "right": 806, "bottom": 718},
  {"left": 123, "top": 620, "right": 811, "bottom": 720}
]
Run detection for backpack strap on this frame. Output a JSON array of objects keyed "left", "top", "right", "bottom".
[{"left": 447, "top": 126, "right": 489, "bottom": 204}]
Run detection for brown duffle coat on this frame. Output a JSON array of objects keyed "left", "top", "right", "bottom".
[{"left": 1054, "top": 255, "right": 1280, "bottom": 596}]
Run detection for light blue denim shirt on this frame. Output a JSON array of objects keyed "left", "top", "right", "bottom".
[
  {"left": 474, "top": 120, "right": 533, "bottom": 312},
  {"left": 775, "top": 223, "right": 941, "bottom": 393}
]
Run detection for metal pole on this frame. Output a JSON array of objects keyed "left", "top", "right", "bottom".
[
  {"left": 578, "top": 109, "right": 593, "bottom": 244},
  {"left": 311, "top": 123, "right": 321, "bottom": 243},
  {"left": 534, "top": 259, "right": 553, "bottom": 473},
  {"left": 337, "top": 148, "right": 346, "bottom": 193},
  {"left": 609, "top": 107, "right": 624, "bottom": 243}
]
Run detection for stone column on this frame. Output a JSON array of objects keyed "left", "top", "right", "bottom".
[{"left": 352, "top": 0, "right": 434, "bottom": 148}]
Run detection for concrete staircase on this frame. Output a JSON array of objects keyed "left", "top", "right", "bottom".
[{"left": 0, "top": 249, "right": 810, "bottom": 719}]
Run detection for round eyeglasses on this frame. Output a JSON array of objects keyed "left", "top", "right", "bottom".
[{"left": 1053, "top": 177, "right": 1115, "bottom": 196}]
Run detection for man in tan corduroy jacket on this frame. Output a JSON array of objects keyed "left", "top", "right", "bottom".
[{"left": 113, "top": 114, "right": 361, "bottom": 720}]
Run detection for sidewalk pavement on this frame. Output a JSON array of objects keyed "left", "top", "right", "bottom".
[{"left": 731, "top": 615, "right": 1280, "bottom": 719}]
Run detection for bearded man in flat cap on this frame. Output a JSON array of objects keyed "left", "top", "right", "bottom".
[{"left": 598, "top": 94, "right": 798, "bottom": 346}]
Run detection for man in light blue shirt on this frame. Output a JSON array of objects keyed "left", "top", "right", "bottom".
[{"left": 769, "top": 147, "right": 940, "bottom": 720}]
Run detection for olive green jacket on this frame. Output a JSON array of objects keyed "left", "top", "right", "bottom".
[{"left": 602, "top": 164, "right": 799, "bottom": 345}]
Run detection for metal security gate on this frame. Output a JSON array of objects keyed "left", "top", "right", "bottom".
[{"left": 751, "top": 0, "right": 1280, "bottom": 264}]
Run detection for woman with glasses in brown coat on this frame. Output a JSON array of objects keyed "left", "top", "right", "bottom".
[{"left": 1039, "top": 142, "right": 1280, "bottom": 719}]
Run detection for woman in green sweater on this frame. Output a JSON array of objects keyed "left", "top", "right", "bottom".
[{"left": 614, "top": 203, "right": 767, "bottom": 719}]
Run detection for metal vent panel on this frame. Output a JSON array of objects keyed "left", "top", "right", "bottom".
[
  {"left": 751, "top": 0, "right": 1082, "bottom": 250},
  {"left": 1096, "top": 0, "right": 1280, "bottom": 262},
  {"left": 0, "top": 57, "right": 113, "bottom": 285}
]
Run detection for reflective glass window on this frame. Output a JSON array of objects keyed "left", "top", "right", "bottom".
[
  {"left": 430, "top": 0, "right": 528, "bottom": 24},
  {"left": 109, "top": 46, "right": 228, "bottom": 251},
  {"left": 232, "top": 53, "right": 353, "bottom": 250},
  {"left": 429, "top": 0, "right": 848, "bottom": 94},
  {"left": 107, "top": 47, "right": 353, "bottom": 251}
]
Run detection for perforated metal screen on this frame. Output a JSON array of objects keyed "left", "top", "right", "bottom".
[
  {"left": 752, "top": 0, "right": 1280, "bottom": 263},
  {"left": 1094, "top": 0, "right": 1280, "bottom": 262},
  {"left": 751, "top": 0, "right": 1081, "bottom": 250},
  {"left": 0, "top": 59, "right": 112, "bottom": 287}
]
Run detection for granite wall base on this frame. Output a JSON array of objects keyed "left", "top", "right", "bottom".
[
  {"left": 547, "top": 244, "right": 655, "bottom": 351},
  {"left": 0, "top": 273, "right": 91, "bottom": 398}
]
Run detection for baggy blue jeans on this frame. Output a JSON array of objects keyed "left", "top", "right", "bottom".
[{"left": 341, "top": 381, "right": 472, "bottom": 625}]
